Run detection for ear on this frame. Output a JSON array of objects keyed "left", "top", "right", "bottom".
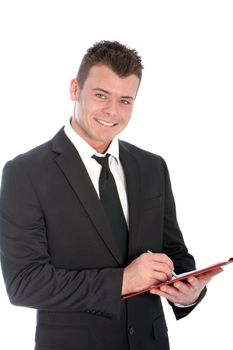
[{"left": 70, "top": 78, "right": 80, "bottom": 101}]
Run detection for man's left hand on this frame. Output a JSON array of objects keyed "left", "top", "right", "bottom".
[{"left": 149, "top": 267, "right": 223, "bottom": 306}]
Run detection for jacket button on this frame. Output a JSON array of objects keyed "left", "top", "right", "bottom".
[{"left": 128, "top": 326, "right": 135, "bottom": 336}]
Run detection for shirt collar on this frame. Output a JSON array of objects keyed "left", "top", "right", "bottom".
[{"left": 64, "top": 119, "right": 120, "bottom": 163}]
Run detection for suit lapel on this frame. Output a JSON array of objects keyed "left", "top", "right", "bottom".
[
  {"left": 52, "top": 129, "right": 124, "bottom": 265},
  {"left": 119, "top": 142, "right": 141, "bottom": 260}
]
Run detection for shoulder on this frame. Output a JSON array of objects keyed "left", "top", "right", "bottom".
[
  {"left": 119, "top": 140, "right": 170, "bottom": 181},
  {"left": 119, "top": 139, "right": 165, "bottom": 164},
  {"left": 8, "top": 140, "right": 52, "bottom": 169},
  {"left": 7, "top": 128, "right": 65, "bottom": 163},
  {"left": 2, "top": 128, "right": 66, "bottom": 174}
]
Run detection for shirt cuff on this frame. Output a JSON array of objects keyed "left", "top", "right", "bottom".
[{"left": 174, "top": 302, "right": 196, "bottom": 308}]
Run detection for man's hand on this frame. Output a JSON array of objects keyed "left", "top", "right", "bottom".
[
  {"left": 122, "top": 252, "right": 174, "bottom": 295},
  {"left": 149, "top": 267, "right": 223, "bottom": 305}
]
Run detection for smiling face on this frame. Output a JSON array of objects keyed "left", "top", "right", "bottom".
[{"left": 70, "top": 65, "right": 140, "bottom": 153}]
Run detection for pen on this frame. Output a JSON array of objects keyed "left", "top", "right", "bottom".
[{"left": 147, "top": 250, "right": 178, "bottom": 279}]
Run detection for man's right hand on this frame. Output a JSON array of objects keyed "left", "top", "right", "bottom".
[{"left": 122, "top": 252, "right": 174, "bottom": 295}]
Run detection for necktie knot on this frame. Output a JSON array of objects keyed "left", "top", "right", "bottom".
[{"left": 92, "top": 154, "right": 110, "bottom": 170}]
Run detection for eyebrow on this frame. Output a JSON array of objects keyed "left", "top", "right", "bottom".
[{"left": 92, "top": 88, "right": 135, "bottom": 100}]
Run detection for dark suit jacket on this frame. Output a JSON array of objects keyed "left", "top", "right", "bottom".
[{"left": 0, "top": 128, "right": 205, "bottom": 350}]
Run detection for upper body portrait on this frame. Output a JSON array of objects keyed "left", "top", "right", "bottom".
[{"left": 0, "top": 40, "right": 221, "bottom": 350}]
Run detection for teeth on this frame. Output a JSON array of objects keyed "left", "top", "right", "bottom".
[{"left": 97, "top": 119, "right": 115, "bottom": 127}]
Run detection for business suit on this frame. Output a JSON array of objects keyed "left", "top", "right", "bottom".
[{"left": 0, "top": 127, "right": 205, "bottom": 350}]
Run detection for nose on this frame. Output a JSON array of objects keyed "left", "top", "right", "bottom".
[{"left": 103, "top": 99, "right": 118, "bottom": 117}]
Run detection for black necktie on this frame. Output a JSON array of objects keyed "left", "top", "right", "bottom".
[{"left": 92, "top": 154, "right": 128, "bottom": 262}]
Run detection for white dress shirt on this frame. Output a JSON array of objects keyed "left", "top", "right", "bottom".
[{"left": 64, "top": 120, "right": 129, "bottom": 226}]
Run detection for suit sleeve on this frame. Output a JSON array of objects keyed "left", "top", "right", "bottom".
[
  {"left": 161, "top": 157, "right": 207, "bottom": 319},
  {"left": 0, "top": 160, "right": 123, "bottom": 320}
]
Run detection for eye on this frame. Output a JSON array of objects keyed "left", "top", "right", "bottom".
[
  {"left": 95, "top": 93, "right": 106, "bottom": 100},
  {"left": 120, "top": 99, "right": 131, "bottom": 105}
]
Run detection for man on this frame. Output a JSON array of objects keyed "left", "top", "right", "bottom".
[{"left": 0, "top": 41, "right": 222, "bottom": 350}]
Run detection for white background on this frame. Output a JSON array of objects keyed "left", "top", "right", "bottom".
[{"left": 0, "top": 1, "right": 232, "bottom": 349}]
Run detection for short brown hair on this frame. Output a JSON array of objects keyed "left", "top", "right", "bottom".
[{"left": 76, "top": 40, "right": 143, "bottom": 89}]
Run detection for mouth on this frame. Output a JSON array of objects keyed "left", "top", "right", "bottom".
[{"left": 96, "top": 119, "right": 117, "bottom": 127}]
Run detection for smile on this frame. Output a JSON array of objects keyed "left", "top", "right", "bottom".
[{"left": 96, "top": 119, "right": 117, "bottom": 127}]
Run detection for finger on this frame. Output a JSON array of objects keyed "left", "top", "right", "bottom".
[
  {"left": 148, "top": 253, "right": 174, "bottom": 270},
  {"left": 173, "top": 280, "right": 191, "bottom": 294},
  {"left": 150, "top": 287, "right": 170, "bottom": 297},
  {"left": 160, "top": 282, "right": 194, "bottom": 297},
  {"left": 188, "top": 267, "right": 223, "bottom": 287},
  {"left": 151, "top": 271, "right": 171, "bottom": 283},
  {"left": 186, "top": 276, "right": 207, "bottom": 292},
  {"left": 150, "top": 286, "right": 180, "bottom": 303},
  {"left": 151, "top": 262, "right": 173, "bottom": 280},
  {"left": 151, "top": 275, "right": 191, "bottom": 293},
  {"left": 150, "top": 288, "right": 166, "bottom": 296}
]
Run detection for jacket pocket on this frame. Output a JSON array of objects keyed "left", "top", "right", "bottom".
[
  {"left": 36, "top": 311, "right": 89, "bottom": 348},
  {"left": 36, "top": 324, "right": 88, "bottom": 348}
]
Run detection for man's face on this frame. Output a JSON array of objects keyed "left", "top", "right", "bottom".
[{"left": 70, "top": 65, "right": 140, "bottom": 153}]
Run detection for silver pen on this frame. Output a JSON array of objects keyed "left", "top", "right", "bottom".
[{"left": 147, "top": 250, "right": 178, "bottom": 279}]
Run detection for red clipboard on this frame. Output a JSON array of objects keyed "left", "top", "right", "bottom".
[{"left": 121, "top": 257, "right": 233, "bottom": 300}]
